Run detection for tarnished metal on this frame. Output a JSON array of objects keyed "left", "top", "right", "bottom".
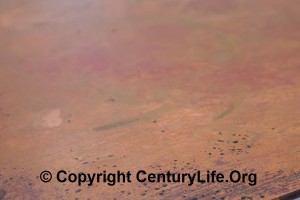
[{"left": 0, "top": 0, "right": 299, "bottom": 199}]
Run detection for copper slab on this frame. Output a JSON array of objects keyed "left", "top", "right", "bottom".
[{"left": 0, "top": 0, "right": 299, "bottom": 199}]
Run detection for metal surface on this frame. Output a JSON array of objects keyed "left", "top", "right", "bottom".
[{"left": 0, "top": 0, "right": 299, "bottom": 199}]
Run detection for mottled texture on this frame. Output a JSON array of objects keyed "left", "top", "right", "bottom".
[
  {"left": 0, "top": 190, "right": 6, "bottom": 200},
  {"left": 0, "top": 0, "right": 299, "bottom": 199}
]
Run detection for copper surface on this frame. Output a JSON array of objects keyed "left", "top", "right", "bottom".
[{"left": 0, "top": 0, "right": 299, "bottom": 199}]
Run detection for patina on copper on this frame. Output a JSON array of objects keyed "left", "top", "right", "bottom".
[{"left": 0, "top": 0, "right": 299, "bottom": 199}]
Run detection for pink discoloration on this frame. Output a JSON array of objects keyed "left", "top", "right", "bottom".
[{"left": 0, "top": 0, "right": 299, "bottom": 199}]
